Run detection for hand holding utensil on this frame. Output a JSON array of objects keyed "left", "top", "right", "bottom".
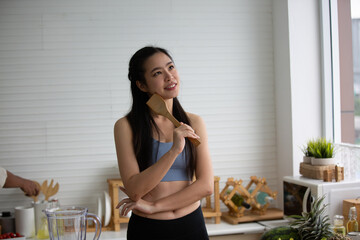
[
  {"left": 146, "top": 94, "right": 201, "bottom": 147},
  {"left": 29, "top": 181, "right": 41, "bottom": 202}
]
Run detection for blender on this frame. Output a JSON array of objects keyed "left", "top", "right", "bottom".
[{"left": 44, "top": 206, "right": 101, "bottom": 240}]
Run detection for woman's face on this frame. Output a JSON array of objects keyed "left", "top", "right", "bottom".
[{"left": 138, "top": 52, "right": 180, "bottom": 100}]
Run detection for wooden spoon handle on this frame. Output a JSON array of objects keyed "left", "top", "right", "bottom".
[
  {"left": 165, "top": 112, "right": 201, "bottom": 147},
  {"left": 189, "top": 137, "right": 201, "bottom": 147},
  {"left": 187, "top": 136, "right": 201, "bottom": 147},
  {"left": 165, "top": 112, "right": 181, "bottom": 127},
  {"left": 30, "top": 195, "right": 38, "bottom": 202}
]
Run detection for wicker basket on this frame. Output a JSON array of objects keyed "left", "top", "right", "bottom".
[{"left": 299, "top": 162, "right": 335, "bottom": 180}]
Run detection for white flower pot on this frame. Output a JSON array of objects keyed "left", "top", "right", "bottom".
[
  {"left": 303, "top": 156, "right": 312, "bottom": 164},
  {"left": 311, "top": 157, "right": 335, "bottom": 166}
]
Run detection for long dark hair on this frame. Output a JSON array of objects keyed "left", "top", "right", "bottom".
[{"left": 126, "top": 46, "right": 196, "bottom": 179}]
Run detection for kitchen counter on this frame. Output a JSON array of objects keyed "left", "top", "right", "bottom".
[
  {"left": 28, "top": 219, "right": 285, "bottom": 239},
  {"left": 27, "top": 219, "right": 290, "bottom": 239},
  {"left": 83, "top": 222, "right": 267, "bottom": 240},
  {"left": 206, "top": 221, "right": 266, "bottom": 236}
]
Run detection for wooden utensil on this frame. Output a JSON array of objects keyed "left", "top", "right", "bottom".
[
  {"left": 29, "top": 181, "right": 41, "bottom": 202},
  {"left": 146, "top": 94, "right": 201, "bottom": 147},
  {"left": 41, "top": 179, "right": 59, "bottom": 201}
]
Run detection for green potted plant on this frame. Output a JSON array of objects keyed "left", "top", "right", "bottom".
[
  {"left": 308, "top": 138, "right": 335, "bottom": 166},
  {"left": 301, "top": 139, "right": 316, "bottom": 164}
]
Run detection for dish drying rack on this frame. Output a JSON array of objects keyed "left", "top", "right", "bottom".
[{"left": 88, "top": 179, "right": 129, "bottom": 232}]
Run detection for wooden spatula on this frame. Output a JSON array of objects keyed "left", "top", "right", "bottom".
[
  {"left": 41, "top": 179, "right": 60, "bottom": 201},
  {"left": 146, "top": 94, "right": 201, "bottom": 147}
]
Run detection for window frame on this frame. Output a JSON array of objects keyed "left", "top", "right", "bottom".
[{"left": 320, "top": 0, "right": 342, "bottom": 143}]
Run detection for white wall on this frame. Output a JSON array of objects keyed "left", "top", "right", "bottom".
[
  {"left": 273, "top": 0, "right": 324, "bottom": 208},
  {"left": 273, "top": 0, "right": 323, "bottom": 177},
  {"left": 288, "top": 0, "right": 323, "bottom": 175},
  {"left": 273, "top": 0, "right": 293, "bottom": 189},
  {"left": 0, "top": 0, "right": 278, "bottom": 214}
]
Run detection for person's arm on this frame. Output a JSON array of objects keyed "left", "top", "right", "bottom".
[
  {"left": 0, "top": 167, "right": 7, "bottom": 188},
  {"left": 152, "top": 115, "right": 213, "bottom": 212},
  {"left": 118, "top": 115, "right": 214, "bottom": 215},
  {"left": 114, "top": 117, "right": 200, "bottom": 202},
  {"left": 3, "top": 170, "right": 39, "bottom": 196}
]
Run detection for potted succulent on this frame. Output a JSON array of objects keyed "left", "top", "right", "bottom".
[
  {"left": 308, "top": 138, "right": 335, "bottom": 166},
  {"left": 301, "top": 139, "right": 315, "bottom": 164}
]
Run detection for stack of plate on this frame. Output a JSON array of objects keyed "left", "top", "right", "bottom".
[{"left": 97, "top": 191, "right": 111, "bottom": 227}]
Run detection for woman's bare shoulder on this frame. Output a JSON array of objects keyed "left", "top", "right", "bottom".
[
  {"left": 114, "top": 116, "right": 128, "bottom": 126},
  {"left": 186, "top": 112, "right": 205, "bottom": 128},
  {"left": 114, "top": 117, "right": 132, "bottom": 135}
]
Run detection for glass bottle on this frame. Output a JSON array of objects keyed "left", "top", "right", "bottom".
[
  {"left": 346, "top": 206, "right": 359, "bottom": 233},
  {"left": 255, "top": 191, "right": 274, "bottom": 205},
  {"left": 226, "top": 189, "right": 251, "bottom": 209},
  {"left": 36, "top": 216, "right": 49, "bottom": 239},
  {"left": 249, "top": 189, "right": 274, "bottom": 206},
  {"left": 230, "top": 193, "right": 251, "bottom": 209},
  {"left": 333, "top": 215, "right": 346, "bottom": 236}
]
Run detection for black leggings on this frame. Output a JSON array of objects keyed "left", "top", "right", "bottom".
[{"left": 127, "top": 206, "right": 209, "bottom": 240}]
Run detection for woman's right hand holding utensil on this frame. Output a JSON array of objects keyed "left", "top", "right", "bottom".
[{"left": 171, "top": 122, "right": 200, "bottom": 154}]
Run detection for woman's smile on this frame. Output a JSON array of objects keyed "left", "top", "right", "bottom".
[{"left": 165, "top": 83, "right": 177, "bottom": 90}]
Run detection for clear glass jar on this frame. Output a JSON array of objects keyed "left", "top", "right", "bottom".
[{"left": 333, "top": 215, "right": 346, "bottom": 236}]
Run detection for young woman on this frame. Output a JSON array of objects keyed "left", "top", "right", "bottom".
[{"left": 114, "top": 46, "right": 213, "bottom": 239}]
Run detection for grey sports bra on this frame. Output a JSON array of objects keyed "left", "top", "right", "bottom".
[{"left": 151, "top": 139, "right": 191, "bottom": 182}]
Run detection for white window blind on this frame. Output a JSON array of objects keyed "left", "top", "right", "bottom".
[{"left": 0, "top": 0, "right": 277, "bottom": 213}]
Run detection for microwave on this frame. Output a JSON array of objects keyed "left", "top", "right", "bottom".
[{"left": 283, "top": 176, "right": 360, "bottom": 220}]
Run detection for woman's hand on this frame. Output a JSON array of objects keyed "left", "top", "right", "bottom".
[
  {"left": 116, "top": 186, "right": 156, "bottom": 216},
  {"left": 116, "top": 197, "right": 155, "bottom": 217},
  {"left": 171, "top": 122, "right": 200, "bottom": 154}
]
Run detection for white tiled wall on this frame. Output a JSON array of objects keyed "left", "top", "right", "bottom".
[{"left": 0, "top": 0, "right": 277, "bottom": 214}]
